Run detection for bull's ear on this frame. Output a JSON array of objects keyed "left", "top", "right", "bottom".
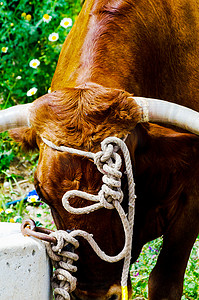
[{"left": 9, "top": 128, "right": 38, "bottom": 152}]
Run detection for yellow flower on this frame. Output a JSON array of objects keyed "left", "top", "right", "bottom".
[
  {"left": 0, "top": 208, "right": 4, "bottom": 214},
  {"left": 21, "top": 12, "right": 26, "bottom": 18},
  {"left": 60, "top": 18, "right": 72, "bottom": 29},
  {"left": 29, "top": 59, "right": 40, "bottom": 69},
  {"left": 25, "top": 14, "right": 32, "bottom": 21},
  {"left": 27, "top": 87, "right": 38, "bottom": 96},
  {"left": 10, "top": 218, "right": 15, "bottom": 223},
  {"left": 10, "top": 23, "right": 14, "bottom": 26},
  {"left": 48, "top": 87, "right": 51, "bottom": 93},
  {"left": 43, "top": 14, "right": 52, "bottom": 23},
  {"left": 48, "top": 32, "right": 59, "bottom": 42},
  {"left": 1, "top": 47, "right": 8, "bottom": 53}
]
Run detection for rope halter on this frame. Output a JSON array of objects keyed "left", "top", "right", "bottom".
[{"left": 42, "top": 136, "right": 136, "bottom": 300}]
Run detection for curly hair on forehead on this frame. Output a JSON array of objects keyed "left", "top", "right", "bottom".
[{"left": 27, "top": 83, "right": 141, "bottom": 150}]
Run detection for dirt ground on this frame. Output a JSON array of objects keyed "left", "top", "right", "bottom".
[
  {"left": 1, "top": 156, "right": 35, "bottom": 198},
  {"left": 1, "top": 156, "right": 53, "bottom": 227}
]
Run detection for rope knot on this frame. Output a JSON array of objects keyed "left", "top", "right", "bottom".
[
  {"left": 50, "top": 230, "right": 79, "bottom": 253},
  {"left": 41, "top": 135, "right": 137, "bottom": 300},
  {"left": 45, "top": 231, "right": 79, "bottom": 300},
  {"left": 93, "top": 139, "right": 124, "bottom": 209},
  {"left": 98, "top": 184, "right": 123, "bottom": 209}
]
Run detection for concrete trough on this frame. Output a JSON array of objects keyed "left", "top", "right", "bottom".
[{"left": 0, "top": 222, "right": 52, "bottom": 300}]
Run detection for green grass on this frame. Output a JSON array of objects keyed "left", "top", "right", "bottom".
[{"left": 131, "top": 237, "right": 199, "bottom": 299}]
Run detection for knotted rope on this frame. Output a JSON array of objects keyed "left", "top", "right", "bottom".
[{"left": 42, "top": 136, "right": 136, "bottom": 300}]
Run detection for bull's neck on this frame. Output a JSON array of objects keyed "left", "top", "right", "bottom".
[
  {"left": 51, "top": 0, "right": 139, "bottom": 93},
  {"left": 51, "top": 0, "right": 199, "bottom": 106}
]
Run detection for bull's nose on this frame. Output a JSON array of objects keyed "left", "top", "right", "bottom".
[
  {"left": 71, "top": 284, "right": 122, "bottom": 300},
  {"left": 107, "top": 294, "right": 120, "bottom": 300},
  {"left": 71, "top": 293, "right": 120, "bottom": 300}
]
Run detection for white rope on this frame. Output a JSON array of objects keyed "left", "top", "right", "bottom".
[
  {"left": 45, "top": 230, "right": 79, "bottom": 300},
  {"left": 42, "top": 136, "right": 136, "bottom": 299},
  {"left": 41, "top": 137, "right": 95, "bottom": 159}
]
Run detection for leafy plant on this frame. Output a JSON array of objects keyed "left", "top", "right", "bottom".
[
  {"left": 130, "top": 236, "right": 199, "bottom": 299},
  {"left": 0, "top": 0, "right": 82, "bottom": 107},
  {"left": 0, "top": 0, "right": 81, "bottom": 173},
  {"left": 0, "top": 132, "right": 17, "bottom": 173},
  {"left": 130, "top": 237, "right": 163, "bottom": 298}
]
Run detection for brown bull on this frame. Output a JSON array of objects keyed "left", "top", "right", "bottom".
[{"left": 1, "top": 0, "right": 199, "bottom": 299}]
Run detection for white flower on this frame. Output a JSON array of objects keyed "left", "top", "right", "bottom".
[
  {"left": 14, "top": 216, "right": 22, "bottom": 222},
  {"left": 48, "top": 32, "right": 59, "bottom": 42},
  {"left": 60, "top": 17, "right": 72, "bottom": 29},
  {"left": 3, "top": 181, "right": 10, "bottom": 189},
  {"left": 26, "top": 205, "right": 32, "bottom": 211},
  {"left": 5, "top": 208, "right": 13, "bottom": 214},
  {"left": 27, "top": 195, "right": 39, "bottom": 203},
  {"left": 16, "top": 75, "right": 22, "bottom": 80},
  {"left": 29, "top": 59, "right": 40, "bottom": 69},
  {"left": 42, "top": 14, "right": 52, "bottom": 23},
  {"left": 1, "top": 47, "right": 8, "bottom": 53},
  {"left": 27, "top": 87, "right": 38, "bottom": 96},
  {"left": 48, "top": 87, "right": 51, "bottom": 93}
]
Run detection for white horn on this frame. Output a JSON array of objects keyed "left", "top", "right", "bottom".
[
  {"left": 0, "top": 103, "right": 32, "bottom": 133},
  {"left": 134, "top": 97, "right": 199, "bottom": 135}
]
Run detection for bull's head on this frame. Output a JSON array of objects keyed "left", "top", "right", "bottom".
[{"left": 1, "top": 83, "right": 199, "bottom": 300}]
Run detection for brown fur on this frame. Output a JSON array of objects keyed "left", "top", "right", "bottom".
[
  {"left": 29, "top": 84, "right": 141, "bottom": 151},
  {"left": 52, "top": 0, "right": 199, "bottom": 107},
  {"left": 9, "top": 127, "right": 38, "bottom": 152},
  {"left": 10, "top": 0, "right": 199, "bottom": 299}
]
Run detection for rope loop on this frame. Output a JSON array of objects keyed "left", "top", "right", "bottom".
[
  {"left": 100, "top": 143, "right": 114, "bottom": 162},
  {"left": 50, "top": 230, "right": 79, "bottom": 253},
  {"left": 53, "top": 287, "right": 70, "bottom": 300},
  {"left": 98, "top": 189, "right": 114, "bottom": 209},
  {"left": 93, "top": 151, "right": 106, "bottom": 174},
  {"left": 41, "top": 135, "right": 136, "bottom": 300}
]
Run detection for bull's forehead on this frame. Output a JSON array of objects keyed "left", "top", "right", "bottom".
[{"left": 30, "top": 85, "right": 141, "bottom": 151}]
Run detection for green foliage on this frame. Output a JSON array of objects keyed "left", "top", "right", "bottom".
[
  {"left": 183, "top": 239, "right": 199, "bottom": 299},
  {"left": 131, "top": 237, "right": 199, "bottom": 299},
  {"left": 0, "top": 0, "right": 82, "bottom": 107},
  {"left": 0, "top": 0, "right": 81, "bottom": 172},
  {"left": 0, "top": 194, "right": 24, "bottom": 223},
  {"left": 0, "top": 132, "right": 18, "bottom": 172},
  {"left": 130, "top": 238, "right": 163, "bottom": 298}
]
